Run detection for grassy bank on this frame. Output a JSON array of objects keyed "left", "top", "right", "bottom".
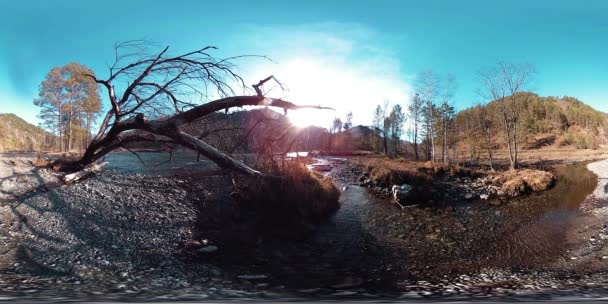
[{"left": 350, "top": 155, "right": 557, "bottom": 201}]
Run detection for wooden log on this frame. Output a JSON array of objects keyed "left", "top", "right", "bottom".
[{"left": 64, "top": 161, "right": 107, "bottom": 183}]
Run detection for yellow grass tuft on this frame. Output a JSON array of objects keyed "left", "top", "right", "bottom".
[{"left": 491, "top": 169, "right": 556, "bottom": 196}]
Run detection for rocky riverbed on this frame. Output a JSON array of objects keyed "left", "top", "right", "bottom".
[{"left": 0, "top": 153, "right": 607, "bottom": 301}]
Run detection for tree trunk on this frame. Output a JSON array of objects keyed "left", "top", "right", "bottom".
[
  {"left": 483, "top": 127, "right": 494, "bottom": 171},
  {"left": 383, "top": 134, "right": 388, "bottom": 155},
  {"left": 55, "top": 95, "right": 331, "bottom": 176},
  {"left": 413, "top": 125, "right": 419, "bottom": 160},
  {"left": 442, "top": 116, "right": 447, "bottom": 164},
  {"left": 429, "top": 102, "right": 435, "bottom": 163},
  {"left": 57, "top": 113, "right": 63, "bottom": 152}
]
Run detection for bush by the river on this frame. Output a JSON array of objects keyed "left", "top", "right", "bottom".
[
  {"left": 236, "top": 161, "right": 340, "bottom": 236},
  {"left": 491, "top": 169, "right": 556, "bottom": 197}
]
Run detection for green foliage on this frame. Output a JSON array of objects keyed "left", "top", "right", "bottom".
[{"left": 564, "top": 131, "right": 593, "bottom": 149}]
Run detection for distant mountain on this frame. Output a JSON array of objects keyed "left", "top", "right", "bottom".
[{"left": 0, "top": 113, "right": 54, "bottom": 152}]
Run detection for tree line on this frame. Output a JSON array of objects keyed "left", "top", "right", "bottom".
[
  {"left": 368, "top": 71, "right": 456, "bottom": 164},
  {"left": 32, "top": 58, "right": 607, "bottom": 172},
  {"left": 365, "top": 62, "right": 607, "bottom": 170},
  {"left": 367, "top": 62, "right": 535, "bottom": 169}
]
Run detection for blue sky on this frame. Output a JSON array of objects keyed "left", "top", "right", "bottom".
[{"left": 1, "top": 0, "right": 607, "bottom": 127}]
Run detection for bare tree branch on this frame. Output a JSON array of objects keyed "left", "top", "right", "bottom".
[{"left": 54, "top": 43, "right": 333, "bottom": 178}]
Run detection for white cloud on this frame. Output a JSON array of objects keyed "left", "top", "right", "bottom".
[{"left": 235, "top": 23, "right": 412, "bottom": 128}]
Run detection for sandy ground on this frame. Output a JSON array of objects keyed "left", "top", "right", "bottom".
[
  {"left": 552, "top": 159, "right": 608, "bottom": 274},
  {"left": 587, "top": 159, "right": 608, "bottom": 200}
]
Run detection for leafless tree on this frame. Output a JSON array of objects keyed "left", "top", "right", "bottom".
[
  {"left": 416, "top": 70, "right": 440, "bottom": 163},
  {"left": 408, "top": 93, "right": 423, "bottom": 160},
  {"left": 440, "top": 74, "right": 456, "bottom": 164},
  {"left": 479, "top": 61, "right": 536, "bottom": 170},
  {"left": 476, "top": 103, "right": 495, "bottom": 171},
  {"left": 53, "top": 42, "right": 331, "bottom": 177}
]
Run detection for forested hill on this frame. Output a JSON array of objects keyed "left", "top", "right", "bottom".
[
  {"left": 0, "top": 113, "right": 53, "bottom": 152},
  {"left": 454, "top": 93, "right": 608, "bottom": 150}
]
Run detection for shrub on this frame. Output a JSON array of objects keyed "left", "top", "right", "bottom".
[
  {"left": 236, "top": 161, "right": 340, "bottom": 237},
  {"left": 492, "top": 169, "right": 556, "bottom": 197},
  {"left": 564, "top": 132, "right": 592, "bottom": 149}
]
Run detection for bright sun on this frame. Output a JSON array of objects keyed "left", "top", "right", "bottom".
[
  {"left": 250, "top": 56, "right": 409, "bottom": 130},
  {"left": 287, "top": 108, "right": 334, "bottom": 128}
]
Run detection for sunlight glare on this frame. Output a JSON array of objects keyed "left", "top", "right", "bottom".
[{"left": 250, "top": 56, "right": 410, "bottom": 129}]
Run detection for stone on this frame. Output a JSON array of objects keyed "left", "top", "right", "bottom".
[
  {"left": 489, "top": 200, "right": 502, "bottom": 206},
  {"left": 392, "top": 184, "right": 413, "bottom": 202},
  {"left": 479, "top": 194, "right": 489, "bottom": 200},
  {"left": 331, "top": 291, "right": 358, "bottom": 296},
  {"left": 330, "top": 277, "right": 363, "bottom": 289},
  {"left": 238, "top": 274, "right": 268, "bottom": 280},
  {"left": 464, "top": 193, "right": 475, "bottom": 200},
  {"left": 298, "top": 288, "right": 321, "bottom": 293},
  {"left": 197, "top": 245, "right": 218, "bottom": 253}
]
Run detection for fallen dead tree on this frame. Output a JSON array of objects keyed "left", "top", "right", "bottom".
[
  {"left": 47, "top": 42, "right": 339, "bottom": 226},
  {"left": 51, "top": 42, "right": 331, "bottom": 177}
]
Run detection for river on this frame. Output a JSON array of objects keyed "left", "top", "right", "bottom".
[{"left": 90, "top": 152, "right": 603, "bottom": 292}]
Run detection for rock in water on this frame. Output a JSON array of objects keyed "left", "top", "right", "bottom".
[
  {"left": 391, "top": 184, "right": 413, "bottom": 203},
  {"left": 479, "top": 194, "right": 489, "bottom": 200},
  {"left": 197, "top": 245, "right": 218, "bottom": 253}
]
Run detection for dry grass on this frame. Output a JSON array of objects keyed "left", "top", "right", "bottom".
[
  {"left": 354, "top": 156, "right": 476, "bottom": 187},
  {"left": 458, "top": 148, "right": 608, "bottom": 166},
  {"left": 237, "top": 161, "right": 341, "bottom": 232},
  {"left": 491, "top": 169, "right": 556, "bottom": 197},
  {"left": 32, "top": 154, "right": 50, "bottom": 167}
]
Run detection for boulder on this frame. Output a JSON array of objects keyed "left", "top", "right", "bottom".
[
  {"left": 357, "top": 172, "right": 369, "bottom": 182},
  {"left": 463, "top": 193, "right": 475, "bottom": 200},
  {"left": 391, "top": 184, "right": 413, "bottom": 202}
]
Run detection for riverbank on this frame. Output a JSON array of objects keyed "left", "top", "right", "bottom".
[{"left": 0, "top": 153, "right": 608, "bottom": 300}]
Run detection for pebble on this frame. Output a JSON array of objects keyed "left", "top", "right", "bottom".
[
  {"left": 197, "top": 245, "right": 219, "bottom": 253},
  {"left": 298, "top": 288, "right": 321, "bottom": 293},
  {"left": 237, "top": 274, "right": 268, "bottom": 280},
  {"left": 331, "top": 290, "right": 358, "bottom": 296}
]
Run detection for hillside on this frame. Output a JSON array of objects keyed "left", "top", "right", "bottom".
[
  {"left": 0, "top": 113, "right": 53, "bottom": 152},
  {"left": 454, "top": 93, "right": 608, "bottom": 151},
  {"left": 126, "top": 109, "right": 376, "bottom": 153}
]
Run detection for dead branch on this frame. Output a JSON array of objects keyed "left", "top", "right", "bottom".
[
  {"left": 57, "top": 44, "right": 332, "bottom": 179},
  {"left": 64, "top": 161, "right": 107, "bottom": 183}
]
